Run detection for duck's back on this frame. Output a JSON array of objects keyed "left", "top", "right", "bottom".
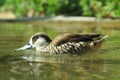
[
  {"left": 42, "top": 33, "right": 107, "bottom": 54},
  {"left": 51, "top": 33, "right": 101, "bottom": 46}
]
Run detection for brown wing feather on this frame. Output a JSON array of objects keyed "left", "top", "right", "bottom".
[{"left": 51, "top": 33, "right": 101, "bottom": 46}]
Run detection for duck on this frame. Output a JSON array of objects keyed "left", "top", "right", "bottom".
[{"left": 15, "top": 32, "right": 108, "bottom": 54}]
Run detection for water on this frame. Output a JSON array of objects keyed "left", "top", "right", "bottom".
[{"left": 0, "top": 23, "right": 120, "bottom": 80}]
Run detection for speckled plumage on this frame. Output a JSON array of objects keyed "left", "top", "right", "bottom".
[{"left": 16, "top": 32, "right": 107, "bottom": 54}]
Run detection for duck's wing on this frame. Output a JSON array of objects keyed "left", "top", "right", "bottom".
[{"left": 51, "top": 33, "right": 101, "bottom": 46}]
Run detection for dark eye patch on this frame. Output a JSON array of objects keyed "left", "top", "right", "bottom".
[
  {"left": 40, "top": 35, "right": 52, "bottom": 42},
  {"left": 32, "top": 35, "right": 40, "bottom": 44},
  {"left": 31, "top": 33, "right": 52, "bottom": 44}
]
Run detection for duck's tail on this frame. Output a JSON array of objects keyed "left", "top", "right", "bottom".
[
  {"left": 102, "top": 35, "right": 108, "bottom": 40},
  {"left": 98, "top": 35, "right": 108, "bottom": 42},
  {"left": 90, "top": 35, "right": 108, "bottom": 52}
]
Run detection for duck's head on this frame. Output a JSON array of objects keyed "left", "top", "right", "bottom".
[{"left": 15, "top": 32, "right": 51, "bottom": 51}]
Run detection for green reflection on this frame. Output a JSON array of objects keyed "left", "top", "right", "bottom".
[{"left": 0, "top": 23, "right": 120, "bottom": 80}]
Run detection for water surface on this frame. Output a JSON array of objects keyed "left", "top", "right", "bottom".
[{"left": 0, "top": 23, "right": 120, "bottom": 80}]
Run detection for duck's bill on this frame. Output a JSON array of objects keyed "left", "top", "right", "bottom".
[{"left": 15, "top": 44, "right": 32, "bottom": 51}]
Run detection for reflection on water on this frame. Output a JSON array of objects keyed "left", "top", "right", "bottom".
[
  {"left": 0, "top": 23, "right": 120, "bottom": 80},
  {"left": 1, "top": 53, "right": 120, "bottom": 80}
]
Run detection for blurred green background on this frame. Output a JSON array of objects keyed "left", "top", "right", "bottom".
[
  {"left": 0, "top": 1, "right": 120, "bottom": 80},
  {"left": 0, "top": 0, "right": 120, "bottom": 18}
]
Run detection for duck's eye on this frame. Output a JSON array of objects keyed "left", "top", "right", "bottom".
[
  {"left": 33, "top": 35, "right": 39, "bottom": 39},
  {"left": 32, "top": 35, "right": 40, "bottom": 44}
]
